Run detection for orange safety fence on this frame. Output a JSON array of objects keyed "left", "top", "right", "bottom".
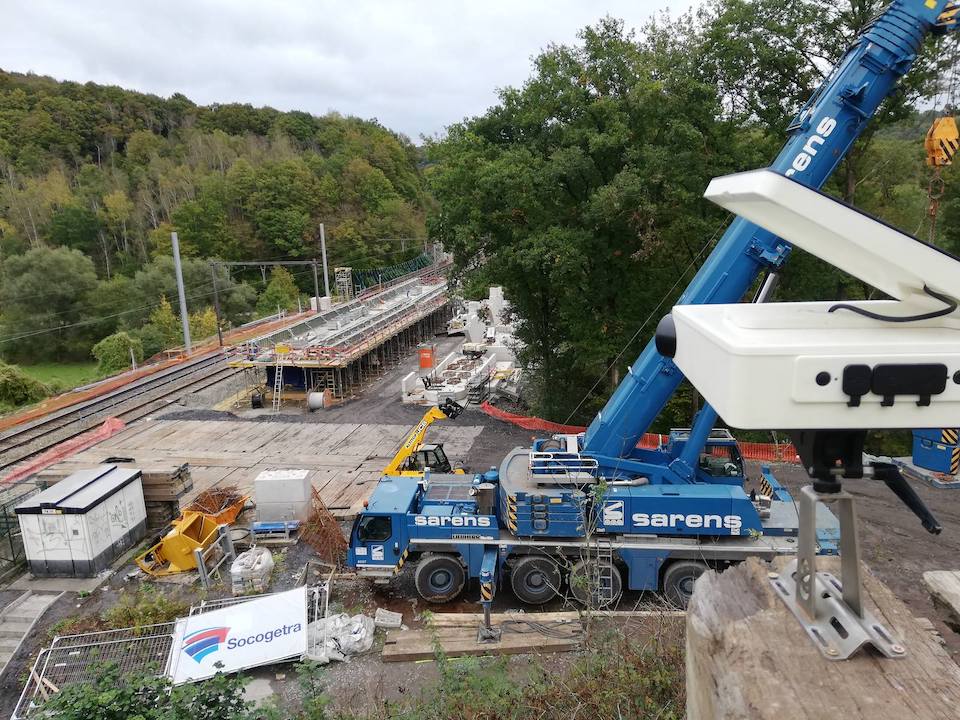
[
  {"left": 2, "top": 417, "right": 126, "bottom": 486},
  {"left": 478, "top": 402, "right": 798, "bottom": 463}
]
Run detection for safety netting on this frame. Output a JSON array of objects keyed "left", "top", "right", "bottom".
[{"left": 2, "top": 417, "right": 127, "bottom": 486}]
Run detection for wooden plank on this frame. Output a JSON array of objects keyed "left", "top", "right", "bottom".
[
  {"left": 686, "top": 557, "right": 960, "bottom": 720},
  {"left": 382, "top": 625, "right": 579, "bottom": 663},
  {"left": 425, "top": 609, "right": 685, "bottom": 628},
  {"left": 923, "top": 569, "right": 960, "bottom": 632},
  {"left": 311, "top": 423, "right": 361, "bottom": 454}
]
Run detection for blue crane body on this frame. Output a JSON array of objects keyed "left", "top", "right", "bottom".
[{"left": 348, "top": 1, "right": 958, "bottom": 607}]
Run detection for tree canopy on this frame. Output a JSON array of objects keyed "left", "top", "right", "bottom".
[
  {"left": 0, "top": 71, "right": 430, "bottom": 366},
  {"left": 428, "top": 1, "right": 954, "bottom": 423}
]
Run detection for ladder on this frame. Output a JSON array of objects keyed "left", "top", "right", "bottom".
[
  {"left": 271, "top": 360, "right": 283, "bottom": 412},
  {"left": 593, "top": 536, "right": 615, "bottom": 608}
]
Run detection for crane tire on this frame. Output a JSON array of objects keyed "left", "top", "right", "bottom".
[
  {"left": 510, "top": 556, "right": 562, "bottom": 604},
  {"left": 662, "top": 560, "right": 708, "bottom": 608},
  {"left": 414, "top": 553, "right": 465, "bottom": 604}
]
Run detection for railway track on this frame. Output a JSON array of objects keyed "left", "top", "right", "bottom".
[{"left": 0, "top": 352, "right": 240, "bottom": 476}]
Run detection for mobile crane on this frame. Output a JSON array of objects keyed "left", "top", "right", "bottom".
[{"left": 348, "top": 0, "right": 959, "bottom": 610}]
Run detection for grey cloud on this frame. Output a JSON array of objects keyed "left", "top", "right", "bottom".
[{"left": 1, "top": 0, "right": 695, "bottom": 139}]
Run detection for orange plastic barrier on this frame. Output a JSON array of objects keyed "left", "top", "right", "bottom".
[
  {"left": 479, "top": 401, "right": 587, "bottom": 434},
  {"left": 2, "top": 417, "right": 127, "bottom": 486},
  {"left": 478, "top": 402, "right": 798, "bottom": 463}
]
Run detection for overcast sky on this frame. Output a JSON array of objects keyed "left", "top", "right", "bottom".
[{"left": 1, "top": 0, "right": 698, "bottom": 140}]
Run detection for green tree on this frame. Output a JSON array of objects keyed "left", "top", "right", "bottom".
[
  {"left": 0, "top": 361, "right": 49, "bottom": 410},
  {"left": 0, "top": 246, "right": 100, "bottom": 362},
  {"left": 48, "top": 206, "right": 101, "bottom": 256},
  {"left": 148, "top": 296, "right": 183, "bottom": 348},
  {"left": 189, "top": 306, "right": 219, "bottom": 341},
  {"left": 256, "top": 266, "right": 301, "bottom": 316},
  {"left": 91, "top": 331, "right": 144, "bottom": 376},
  {"left": 428, "top": 17, "right": 749, "bottom": 420}
]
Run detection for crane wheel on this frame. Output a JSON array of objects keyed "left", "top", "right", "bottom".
[
  {"left": 510, "top": 556, "right": 562, "bottom": 604},
  {"left": 662, "top": 560, "right": 708, "bottom": 608},
  {"left": 567, "top": 559, "right": 622, "bottom": 608},
  {"left": 414, "top": 553, "right": 465, "bottom": 603}
]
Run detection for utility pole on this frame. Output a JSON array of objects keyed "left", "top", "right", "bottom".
[
  {"left": 311, "top": 260, "right": 321, "bottom": 310},
  {"left": 319, "top": 223, "right": 331, "bottom": 297},
  {"left": 170, "top": 231, "right": 192, "bottom": 354},
  {"left": 210, "top": 262, "right": 224, "bottom": 347}
]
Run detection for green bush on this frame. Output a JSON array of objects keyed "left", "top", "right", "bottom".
[
  {"left": 40, "top": 663, "right": 255, "bottom": 720},
  {"left": 135, "top": 323, "right": 167, "bottom": 358},
  {"left": 103, "top": 586, "right": 188, "bottom": 629},
  {"left": 91, "top": 331, "right": 144, "bottom": 376},
  {"left": 0, "top": 361, "right": 50, "bottom": 411}
]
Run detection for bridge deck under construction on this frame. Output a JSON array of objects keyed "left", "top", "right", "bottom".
[{"left": 226, "top": 273, "right": 450, "bottom": 399}]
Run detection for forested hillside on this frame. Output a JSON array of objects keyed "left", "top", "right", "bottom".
[
  {"left": 0, "top": 70, "right": 429, "bottom": 369},
  {"left": 428, "top": 0, "right": 960, "bottom": 424}
]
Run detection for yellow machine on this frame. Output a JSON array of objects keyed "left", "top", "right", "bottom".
[
  {"left": 384, "top": 399, "right": 465, "bottom": 476},
  {"left": 135, "top": 493, "right": 248, "bottom": 576},
  {"left": 925, "top": 116, "right": 959, "bottom": 167}
]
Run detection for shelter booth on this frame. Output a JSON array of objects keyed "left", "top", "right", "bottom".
[{"left": 15, "top": 465, "right": 146, "bottom": 577}]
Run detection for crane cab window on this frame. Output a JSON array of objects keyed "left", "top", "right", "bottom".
[
  {"left": 357, "top": 515, "right": 392, "bottom": 542},
  {"left": 699, "top": 446, "right": 744, "bottom": 478}
]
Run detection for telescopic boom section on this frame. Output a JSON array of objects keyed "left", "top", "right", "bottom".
[
  {"left": 582, "top": 0, "right": 956, "bottom": 471},
  {"left": 383, "top": 399, "right": 463, "bottom": 475}
]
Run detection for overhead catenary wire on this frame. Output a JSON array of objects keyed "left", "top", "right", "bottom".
[
  {"left": 0, "top": 265, "right": 323, "bottom": 346},
  {"left": 0, "top": 287, "right": 221, "bottom": 345}
]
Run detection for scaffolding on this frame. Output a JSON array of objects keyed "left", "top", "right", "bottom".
[
  {"left": 228, "top": 273, "right": 452, "bottom": 403},
  {"left": 335, "top": 267, "right": 353, "bottom": 300}
]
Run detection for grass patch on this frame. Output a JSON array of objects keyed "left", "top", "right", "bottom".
[
  {"left": 20, "top": 362, "right": 99, "bottom": 392},
  {"left": 49, "top": 585, "right": 188, "bottom": 638}
]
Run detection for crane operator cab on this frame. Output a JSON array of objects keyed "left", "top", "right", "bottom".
[{"left": 665, "top": 428, "right": 746, "bottom": 485}]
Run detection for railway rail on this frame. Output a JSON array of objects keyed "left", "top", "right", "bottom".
[{"left": 0, "top": 352, "right": 238, "bottom": 477}]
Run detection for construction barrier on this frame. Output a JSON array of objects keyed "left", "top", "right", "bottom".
[
  {"left": 1, "top": 417, "right": 127, "bottom": 486},
  {"left": 478, "top": 402, "right": 798, "bottom": 463},
  {"left": 479, "top": 401, "right": 587, "bottom": 435}
]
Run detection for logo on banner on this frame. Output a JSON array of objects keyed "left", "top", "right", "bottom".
[
  {"left": 602, "top": 501, "right": 624, "bottom": 526},
  {"left": 182, "top": 626, "right": 230, "bottom": 663},
  {"left": 182, "top": 624, "right": 305, "bottom": 664}
]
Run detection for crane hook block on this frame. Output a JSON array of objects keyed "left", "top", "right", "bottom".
[{"left": 925, "top": 116, "right": 959, "bottom": 167}]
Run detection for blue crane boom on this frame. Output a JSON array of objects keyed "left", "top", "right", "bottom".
[{"left": 582, "top": 0, "right": 956, "bottom": 475}]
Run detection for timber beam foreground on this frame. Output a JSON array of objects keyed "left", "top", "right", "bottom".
[{"left": 687, "top": 557, "right": 960, "bottom": 720}]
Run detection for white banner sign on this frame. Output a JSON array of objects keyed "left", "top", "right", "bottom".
[{"left": 167, "top": 586, "right": 308, "bottom": 684}]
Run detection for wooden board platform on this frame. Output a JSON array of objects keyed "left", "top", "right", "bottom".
[
  {"left": 687, "top": 557, "right": 960, "bottom": 720},
  {"left": 382, "top": 613, "right": 582, "bottom": 662},
  {"left": 923, "top": 569, "right": 960, "bottom": 632},
  {"left": 37, "top": 419, "right": 484, "bottom": 521}
]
